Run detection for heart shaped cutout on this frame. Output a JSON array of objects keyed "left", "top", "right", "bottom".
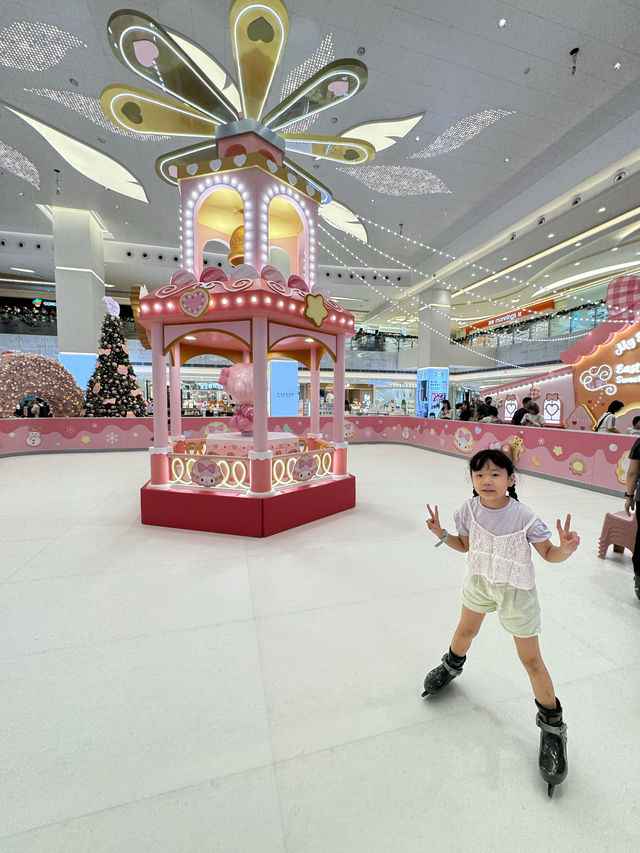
[
  {"left": 186, "top": 163, "right": 198, "bottom": 175},
  {"left": 287, "top": 172, "right": 298, "bottom": 185},
  {"left": 179, "top": 287, "right": 209, "bottom": 318},
  {"left": 133, "top": 39, "right": 159, "bottom": 67},
  {"left": 266, "top": 159, "right": 278, "bottom": 173},
  {"left": 247, "top": 16, "right": 275, "bottom": 43},
  {"left": 328, "top": 79, "right": 349, "bottom": 97},
  {"left": 121, "top": 101, "right": 143, "bottom": 124},
  {"left": 209, "top": 159, "right": 222, "bottom": 171},
  {"left": 233, "top": 154, "right": 247, "bottom": 167},
  {"left": 168, "top": 165, "right": 178, "bottom": 178}
]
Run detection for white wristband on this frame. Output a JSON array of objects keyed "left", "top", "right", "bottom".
[{"left": 435, "top": 529, "right": 449, "bottom": 548}]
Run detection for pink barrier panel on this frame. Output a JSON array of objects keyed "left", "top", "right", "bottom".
[{"left": 1, "top": 415, "right": 635, "bottom": 494}]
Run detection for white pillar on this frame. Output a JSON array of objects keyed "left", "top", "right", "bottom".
[
  {"left": 417, "top": 288, "right": 452, "bottom": 367},
  {"left": 52, "top": 208, "right": 106, "bottom": 386}
]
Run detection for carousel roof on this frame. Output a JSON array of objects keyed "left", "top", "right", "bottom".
[{"left": 133, "top": 263, "right": 355, "bottom": 336}]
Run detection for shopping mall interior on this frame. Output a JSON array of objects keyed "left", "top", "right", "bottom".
[{"left": 1, "top": 1, "right": 640, "bottom": 850}]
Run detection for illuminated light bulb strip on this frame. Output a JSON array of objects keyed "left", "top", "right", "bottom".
[
  {"left": 319, "top": 238, "right": 524, "bottom": 370},
  {"left": 263, "top": 181, "right": 317, "bottom": 288},
  {"left": 320, "top": 224, "right": 529, "bottom": 352},
  {"left": 357, "top": 214, "right": 531, "bottom": 287}
]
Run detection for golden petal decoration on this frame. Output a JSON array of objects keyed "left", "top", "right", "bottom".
[
  {"left": 281, "top": 133, "right": 375, "bottom": 165},
  {"left": 340, "top": 114, "right": 423, "bottom": 153},
  {"left": 167, "top": 30, "right": 242, "bottom": 113},
  {"left": 263, "top": 58, "right": 367, "bottom": 131},
  {"left": 6, "top": 106, "right": 148, "bottom": 202},
  {"left": 318, "top": 200, "right": 367, "bottom": 242},
  {"left": 107, "top": 9, "right": 238, "bottom": 125},
  {"left": 229, "top": 0, "right": 289, "bottom": 120},
  {"left": 101, "top": 84, "right": 218, "bottom": 138},
  {"left": 155, "top": 141, "right": 220, "bottom": 184}
]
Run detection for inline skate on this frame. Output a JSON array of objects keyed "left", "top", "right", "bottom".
[
  {"left": 535, "top": 698, "right": 568, "bottom": 797},
  {"left": 421, "top": 648, "right": 466, "bottom": 697}
]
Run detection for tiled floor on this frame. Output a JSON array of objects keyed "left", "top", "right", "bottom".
[{"left": 1, "top": 446, "right": 639, "bottom": 852}]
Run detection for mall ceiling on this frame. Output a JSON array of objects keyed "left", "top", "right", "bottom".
[{"left": 3, "top": 0, "right": 640, "bottom": 336}]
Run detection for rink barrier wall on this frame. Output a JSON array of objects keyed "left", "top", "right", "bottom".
[{"left": 0, "top": 416, "right": 634, "bottom": 496}]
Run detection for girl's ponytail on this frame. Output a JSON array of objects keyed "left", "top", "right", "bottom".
[{"left": 507, "top": 484, "right": 519, "bottom": 501}]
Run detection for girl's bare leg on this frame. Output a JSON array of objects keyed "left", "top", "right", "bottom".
[
  {"left": 450, "top": 605, "right": 486, "bottom": 657},
  {"left": 513, "top": 636, "right": 556, "bottom": 707}
]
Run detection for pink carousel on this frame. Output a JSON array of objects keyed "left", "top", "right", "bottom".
[{"left": 111, "top": 1, "right": 376, "bottom": 535}]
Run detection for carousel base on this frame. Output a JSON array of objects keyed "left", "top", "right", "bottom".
[{"left": 140, "top": 475, "right": 356, "bottom": 537}]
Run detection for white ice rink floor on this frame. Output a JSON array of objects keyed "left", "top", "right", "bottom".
[{"left": 1, "top": 445, "right": 639, "bottom": 853}]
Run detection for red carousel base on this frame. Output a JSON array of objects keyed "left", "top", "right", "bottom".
[{"left": 140, "top": 475, "right": 356, "bottom": 537}]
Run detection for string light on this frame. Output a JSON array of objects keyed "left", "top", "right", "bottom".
[{"left": 319, "top": 235, "right": 524, "bottom": 370}]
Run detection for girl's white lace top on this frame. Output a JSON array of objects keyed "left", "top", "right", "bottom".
[{"left": 454, "top": 497, "right": 552, "bottom": 590}]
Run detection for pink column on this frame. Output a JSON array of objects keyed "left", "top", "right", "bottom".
[
  {"left": 332, "top": 334, "right": 348, "bottom": 476},
  {"left": 249, "top": 315, "right": 272, "bottom": 494},
  {"left": 150, "top": 323, "right": 170, "bottom": 485},
  {"left": 169, "top": 342, "right": 182, "bottom": 441},
  {"left": 243, "top": 171, "right": 269, "bottom": 271},
  {"left": 310, "top": 347, "right": 321, "bottom": 436}
]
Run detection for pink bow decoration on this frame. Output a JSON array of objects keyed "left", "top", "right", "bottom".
[{"left": 297, "top": 456, "right": 314, "bottom": 470}]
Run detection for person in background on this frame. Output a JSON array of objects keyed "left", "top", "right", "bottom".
[
  {"left": 475, "top": 396, "right": 493, "bottom": 420},
  {"left": 439, "top": 399, "right": 453, "bottom": 419},
  {"left": 459, "top": 401, "right": 473, "bottom": 421},
  {"left": 344, "top": 398, "right": 351, "bottom": 413},
  {"left": 624, "top": 437, "right": 640, "bottom": 600},
  {"left": 454, "top": 402, "right": 463, "bottom": 420},
  {"left": 521, "top": 402, "right": 545, "bottom": 427},
  {"left": 429, "top": 412, "right": 436, "bottom": 419},
  {"left": 512, "top": 396, "right": 532, "bottom": 426},
  {"left": 594, "top": 399, "right": 624, "bottom": 433},
  {"left": 627, "top": 416, "right": 640, "bottom": 435},
  {"left": 401, "top": 398, "right": 407, "bottom": 414},
  {"left": 480, "top": 405, "right": 501, "bottom": 424},
  {"left": 146, "top": 400, "right": 154, "bottom": 416}
]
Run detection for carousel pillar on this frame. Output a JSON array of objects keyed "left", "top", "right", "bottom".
[
  {"left": 150, "top": 323, "right": 170, "bottom": 486},
  {"left": 309, "top": 347, "right": 321, "bottom": 445},
  {"left": 249, "top": 315, "right": 272, "bottom": 495},
  {"left": 243, "top": 172, "right": 270, "bottom": 271},
  {"left": 169, "top": 342, "right": 182, "bottom": 442},
  {"left": 332, "top": 334, "right": 348, "bottom": 477}
]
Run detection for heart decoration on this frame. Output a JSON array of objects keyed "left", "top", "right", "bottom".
[
  {"left": 233, "top": 154, "right": 247, "bottom": 167},
  {"left": 545, "top": 402, "right": 559, "bottom": 417},
  {"left": 306, "top": 184, "right": 316, "bottom": 196},
  {"left": 186, "top": 163, "right": 198, "bottom": 175},
  {"left": 328, "top": 80, "right": 350, "bottom": 97},
  {"left": 132, "top": 39, "right": 159, "bottom": 67},
  {"left": 287, "top": 173, "right": 298, "bottom": 185},
  {"left": 179, "top": 287, "right": 210, "bottom": 318},
  {"left": 247, "top": 16, "right": 275, "bottom": 43},
  {"left": 121, "top": 101, "right": 143, "bottom": 124},
  {"left": 168, "top": 165, "right": 178, "bottom": 178},
  {"left": 210, "top": 159, "right": 222, "bottom": 171},
  {"left": 266, "top": 160, "right": 278, "bottom": 173}
]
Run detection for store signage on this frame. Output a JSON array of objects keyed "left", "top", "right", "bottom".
[
  {"left": 465, "top": 299, "right": 554, "bottom": 335},
  {"left": 572, "top": 317, "right": 640, "bottom": 418}
]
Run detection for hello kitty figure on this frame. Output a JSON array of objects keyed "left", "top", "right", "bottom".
[
  {"left": 219, "top": 363, "right": 254, "bottom": 435},
  {"left": 25, "top": 428, "right": 42, "bottom": 447},
  {"left": 453, "top": 426, "right": 474, "bottom": 454},
  {"left": 292, "top": 454, "right": 316, "bottom": 481},
  {"left": 191, "top": 459, "right": 224, "bottom": 488}
]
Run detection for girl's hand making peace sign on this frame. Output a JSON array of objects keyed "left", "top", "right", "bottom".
[
  {"left": 556, "top": 514, "right": 580, "bottom": 555},
  {"left": 426, "top": 504, "right": 446, "bottom": 539}
]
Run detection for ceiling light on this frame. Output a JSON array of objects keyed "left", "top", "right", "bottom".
[
  {"left": 574, "top": 242, "right": 581, "bottom": 246},
  {"left": 544, "top": 274, "right": 550, "bottom": 277},
  {"left": 498, "top": 18, "right": 507, "bottom": 29},
  {"left": 598, "top": 207, "right": 606, "bottom": 212},
  {"left": 415, "top": 135, "right": 420, "bottom": 141},
  {"left": 526, "top": 264, "right": 532, "bottom": 268},
  {"left": 69, "top": 78, "right": 78, "bottom": 86},
  {"left": 547, "top": 233, "right": 555, "bottom": 238},
  {"left": 185, "top": 335, "right": 196, "bottom": 340},
  {"left": 104, "top": 283, "right": 115, "bottom": 288},
  {"left": 504, "top": 157, "right": 510, "bottom": 163},
  {"left": 357, "top": 46, "right": 366, "bottom": 56},
  {"left": 11, "top": 267, "right": 35, "bottom": 273},
  {"left": 612, "top": 247, "right": 618, "bottom": 251},
  {"left": 574, "top": 262, "right": 580, "bottom": 266},
  {"left": 501, "top": 256, "right": 507, "bottom": 261},
  {"left": 613, "top": 62, "right": 622, "bottom": 71}
]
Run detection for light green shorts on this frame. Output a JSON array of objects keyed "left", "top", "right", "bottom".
[{"left": 461, "top": 574, "right": 541, "bottom": 638}]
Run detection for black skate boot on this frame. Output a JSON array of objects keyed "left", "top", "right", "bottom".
[
  {"left": 634, "top": 572, "right": 640, "bottom": 601},
  {"left": 421, "top": 648, "right": 466, "bottom": 697},
  {"left": 535, "top": 698, "right": 568, "bottom": 798}
]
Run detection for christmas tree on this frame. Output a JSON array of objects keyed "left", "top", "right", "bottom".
[{"left": 84, "top": 306, "right": 146, "bottom": 417}]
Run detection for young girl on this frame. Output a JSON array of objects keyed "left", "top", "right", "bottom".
[{"left": 423, "top": 449, "right": 579, "bottom": 796}]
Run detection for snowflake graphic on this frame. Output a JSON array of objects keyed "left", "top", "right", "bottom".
[
  {"left": 439, "top": 437, "right": 446, "bottom": 446},
  {"left": 64, "top": 425, "right": 75, "bottom": 435},
  {"left": 106, "top": 431, "right": 119, "bottom": 444},
  {"left": 538, "top": 437, "right": 545, "bottom": 445},
  {"left": 363, "top": 427, "right": 375, "bottom": 439}
]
